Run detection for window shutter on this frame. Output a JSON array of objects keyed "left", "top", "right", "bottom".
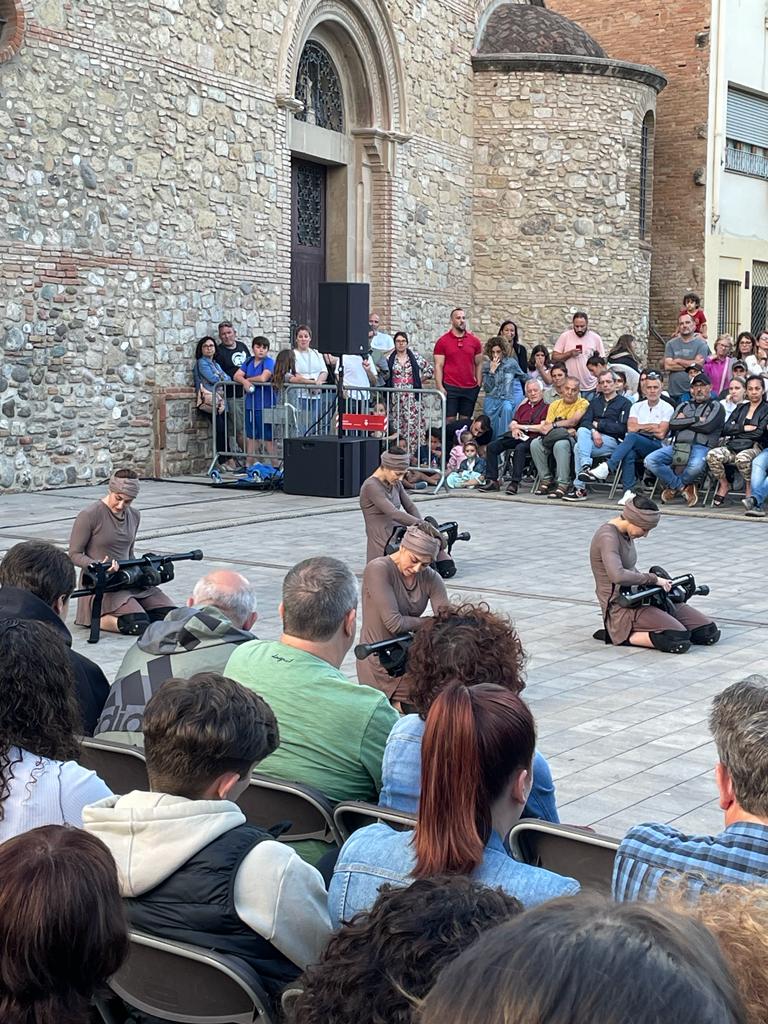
[{"left": 727, "top": 87, "right": 768, "bottom": 148}]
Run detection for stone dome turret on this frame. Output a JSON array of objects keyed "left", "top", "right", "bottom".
[{"left": 477, "top": 3, "right": 606, "bottom": 58}]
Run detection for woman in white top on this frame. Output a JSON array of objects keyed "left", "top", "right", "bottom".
[
  {"left": 720, "top": 377, "right": 746, "bottom": 419},
  {"left": 291, "top": 325, "right": 329, "bottom": 426},
  {"left": 746, "top": 330, "right": 768, "bottom": 385},
  {"left": 0, "top": 620, "right": 111, "bottom": 841}
]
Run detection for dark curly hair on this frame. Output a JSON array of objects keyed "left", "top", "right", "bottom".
[
  {"left": 405, "top": 602, "right": 527, "bottom": 718},
  {"left": 0, "top": 620, "right": 82, "bottom": 819},
  {"left": 285, "top": 876, "right": 522, "bottom": 1024}
]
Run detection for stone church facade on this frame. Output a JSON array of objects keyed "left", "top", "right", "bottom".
[{"left": 0, "top": 0, "right": 664, "bottom": 488}]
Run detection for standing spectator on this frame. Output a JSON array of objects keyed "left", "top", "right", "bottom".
[
  {"left": 341, "top": 352, "right": 377, "bottom": 408},
  {"left": 681, "top": 291, "right": 708, "bottom": 338},
  {"left": 613, "top": 675, "right": 768, "bottom": 901},
  {"left": 370, "top": 313, "right": 395, "bottom": 386},
  {"left": 607, "top": 333, "right": 641, "bottom": 372},
  {"left": 552, "top": 311, "right": 605, "bottom": 396},
  {"left": 705, "top": 334, "right": 734, "bottom": 396},
  {"left": 0, "top": 620, "right": 111, "bottom": 840},
  {"left": 292, "top": 324, "right": 329, "bottom": 423},
  {"left": 721, "top": 377, "right": 747, "bottom": 418},
  {"left": 387, "top": 331, "right": 434, "bottom": 457},
  {"left": 498, "top": 319, "right": 528, "bottom": 373},
  {"left": 481, "top": 336, "right": 527, "bottom": 439},
  {"left": 707, "top": 375, "right": 768, "bottom": 506},
  {"left": 433, "top": 308, "right": 483, "bottom": 421},
  {"left": 0, "top": 826, "right": 129, "bottom": 1024},
  {"left": 0, "top": 540, "right": 109, "bottom": 735},
  {"left": 528, "top": 343, "right": 552, "bottom": 385},
  {"left": 479, "top": 378, "right": 548, "bottom": 494},
  {"left": 530, "top": 378, "right": 589, "bottom": 500},
  {"left": 542, "top": 363, "right": 568, "bottom": 403},
  {"left": 645, "top": 374, "right": 725, "bottom": 506},
  {"left": 580, "top": 371, "right": 670, "bottom": 506},
  {"left": 215, "top": 321, "right": 250, "bottom": 449},
  {"left": 566, "top": 370, "right": 631, "bottom": 501},
  {"left": 193, "top": 336, "right": 231, "bottom": 466},
  {"left": 234, "top": 336, "right": 275, "bottom": 459},
  {"left": 664, "top": 312, "right": 709, "bottom": 399}
]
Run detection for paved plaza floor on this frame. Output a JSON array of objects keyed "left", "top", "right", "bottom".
[{"left": 2, "top": 478, "right": 767, "bottom": 840}]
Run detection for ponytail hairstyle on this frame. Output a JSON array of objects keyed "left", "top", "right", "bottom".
[{"left": 413, "top": 683, "right": 534, "bottom": 878}]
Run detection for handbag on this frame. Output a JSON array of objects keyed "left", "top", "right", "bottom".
[
  {"left": 540, "top": 426, "right": 573, "bottom": 450},
  {"left": 671, "top": 441, "right": 692, "bottom": 468},
  {"left": 196, "top": 384, "right": 224, "bottom": 415}
]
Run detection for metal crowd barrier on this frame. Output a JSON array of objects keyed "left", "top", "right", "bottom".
[{"left": 200, "top": 380, "right": 448, "bottom": 488}]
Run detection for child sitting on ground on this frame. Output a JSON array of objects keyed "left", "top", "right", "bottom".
[
  {"left": 446, "top": 440, "right": 486, "bottom": 489},
  {"left": 447, "top": 430, "right": 472, "bottom": 473}
]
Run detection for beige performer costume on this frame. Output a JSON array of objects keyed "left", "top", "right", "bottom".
[
  {"left": 69, "top": 475, "right": 172, "bottom": 629},
  {"left": 357, "top": 526, "right": 449, "bottom": 700},
  {"left": 359, "top": 451, "right": 422, "bottom": 563}
]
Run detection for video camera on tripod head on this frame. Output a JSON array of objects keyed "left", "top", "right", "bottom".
[
  {"left": 385, "top": 518, "right": 471, "bottom": 579},
  {"left": 354, "top": 633, "right": 413, "bottom": 678},
  {"left": 72, "top": 549, "right": 204, "bottom": 644}
]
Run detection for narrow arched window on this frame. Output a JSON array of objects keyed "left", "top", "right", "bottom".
[
  {"left": 295, "top": 40, "right": 345, "bottom": 133},
  {"left": 639, "top": 111, "right": 654, "bottom": 240}
]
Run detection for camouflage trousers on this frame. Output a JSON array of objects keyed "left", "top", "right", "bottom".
[{"left": 705, "top": 444, "right": 761, "bottom": 481}]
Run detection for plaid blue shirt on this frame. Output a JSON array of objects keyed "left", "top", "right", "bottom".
[{"left": 612, "top": 821, "right": 768, "bottom": 901}]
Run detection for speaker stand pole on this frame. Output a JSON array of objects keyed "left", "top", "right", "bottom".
[{"left": 337, "top": 354, "right": 345, "bottom": 441}]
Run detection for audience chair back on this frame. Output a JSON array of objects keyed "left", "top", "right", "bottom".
[
  {"left": 508, "top": 820, "right": 619, "bottom": 895},
  {"left": 333, "top": 800, "right": 417, "bottom": 841},
  {"left": 99, "top": 930, "right": 275, "bottom": 1024},
  {"left": 78, "top": 736, "right": 149, "bottom": 794},
  {"left": 241, "top": 773, "right": 343, "bottom": 846}
]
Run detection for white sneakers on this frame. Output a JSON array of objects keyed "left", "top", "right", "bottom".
[{"left": 617, "top": 489, "right": 636, "bottom": 506}]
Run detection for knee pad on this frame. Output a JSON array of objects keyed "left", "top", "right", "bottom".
[
  {"left": 689, "top": 622, "right": 721, "bottom": 646},
  {"left": 650, "top": 629, "right": 691, "bottom": 654},
  {"left": 147, "top": 606, "right": 176, "bottom": 623},
  {"left": 117, "top": 613, "right": 150, "bottom": 637},
  {"left": 435, "top": 558, "right": 457, "bottom": 579}
]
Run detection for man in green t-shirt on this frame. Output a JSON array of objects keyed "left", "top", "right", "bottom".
[{"left": 225, "top": 557, "right": 399, "bottom": 862}]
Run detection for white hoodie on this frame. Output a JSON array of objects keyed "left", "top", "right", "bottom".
[{"left": 83, "top": 791, "right": 331, "bottom": 969}]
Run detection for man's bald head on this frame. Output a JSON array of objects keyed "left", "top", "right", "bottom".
[{"left": 189, "top": 570, "right": 258, "bottom": 631}]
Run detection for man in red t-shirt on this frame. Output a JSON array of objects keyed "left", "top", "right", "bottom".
[{"left": 433, "top": 308, "right": 483, "bottom": 421}]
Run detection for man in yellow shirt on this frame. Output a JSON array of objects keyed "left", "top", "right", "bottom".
[{"left": 530, "top": 377, "right": 589, "bottom": 499}]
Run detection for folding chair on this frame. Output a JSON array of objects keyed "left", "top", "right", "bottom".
[
  {"left": 78, "top": 736, "right": 149, "bottom": 794},
  {"left": 333, "top": 800, "right": 416, "bottom": 842},
  {"left": 96, "top": 930, "right": 276, "bottom": 1024},
  {"left": 240, "top": 773, "right": 343, "bottom": 847},
  {"left": 507, "top": 820, "right": 619, "bottom": 895}
]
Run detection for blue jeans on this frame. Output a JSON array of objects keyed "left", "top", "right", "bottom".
[
  {"left": 575, "top": 427, "right": 620, "bottom": 475},
  {"left": 751, "top": 448, "right": 768, "bottom": 507},
  {"left": 484, "top": 394, "right": 518, "bottom": 441},
  {"left": 644, "top": 442, "right": 709, "bottom": 490},
  {"left": 606, "top": 433, "right": 662, "bottom": 488}
]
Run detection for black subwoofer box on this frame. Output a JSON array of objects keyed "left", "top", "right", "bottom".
[{"left": 283, "top": 435, "right": 381, "bottom": 498}]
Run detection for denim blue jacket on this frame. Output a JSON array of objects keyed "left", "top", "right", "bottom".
[
  {"left": 328, "top": 823, "right": 579, "bottom": 927},
  {"left": 482, "top": 356, "right": 527, "bottom": 401},
  {"left": 194, "top": 357, "right": 231, "bottom": 391},
  {"left": 379, "top": 714, "right": 559, "bottom": 823}
]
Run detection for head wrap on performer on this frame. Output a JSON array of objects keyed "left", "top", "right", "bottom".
[
  {"left": 108, "top": 474, "right": 140, "bottom": 499},
  {"left": 400, "top": 523, "right": 442, "bottom": 561},
  {"left": 621, "top": 498, "right": 660, "bottom": 531},
  {"left": 380, "top": 451, "right": 410, "bottom": 471}
]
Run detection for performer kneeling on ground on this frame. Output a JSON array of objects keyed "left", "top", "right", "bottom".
[
  {"left": 68, "top": 469, "right": 176, "bottom": 636},
  {"left": 589, "top": 495, "right": 720, "bottom": 654},
  {"left": 357, "top": 522, "right": 449, "bottom": 707}
]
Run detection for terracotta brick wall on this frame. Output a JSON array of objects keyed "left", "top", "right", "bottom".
[{"left": 548, "top": 2, "right": 711, "bottom": 363}]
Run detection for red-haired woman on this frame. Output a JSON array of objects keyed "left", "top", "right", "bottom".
[{"left": 327, "top": 683, "right": 578, "bottom": 927}]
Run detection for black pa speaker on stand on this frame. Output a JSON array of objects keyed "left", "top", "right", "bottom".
[{"left": 318, "top": 282, "right": 369, "bottom": 356}]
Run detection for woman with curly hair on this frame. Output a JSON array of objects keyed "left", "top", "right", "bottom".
[
  {"left": 0, "top": 825, "right": 128, "bottom": 1024},
  {"left": 286, "top": 876, "right": 521, "bottom": 1024},
  {"left": 481, "top": 336, "right": 527, "bottom": 440},
  {"left": 378, "top": 602, "right": 558, "bottom": 823},
  {"left": 328, "top": 683, "right": 578, "bottom": 925},
  {"left": 0, "top": 620, "right": 111, "bottom": 841}
]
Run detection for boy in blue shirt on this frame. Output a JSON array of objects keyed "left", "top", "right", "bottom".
[{"left": 236, "top": 336, "right": 275, "bottom": 458}]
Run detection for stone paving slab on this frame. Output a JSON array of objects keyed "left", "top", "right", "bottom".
[{"left": 3, "top": 479, "right": 766, "bottom": 841}]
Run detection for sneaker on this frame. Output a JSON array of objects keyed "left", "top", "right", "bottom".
[
  {"left": 579, "top": 462, "right": 610, "bottom": 482},
  {"left": 617, "top": 489, "right": 636, "bottom": 506},
  {"left": 742, "top": 496, "right": 757, "bottom": 512},
  {"left": 411, "top": 481, "right": 428, "bottom": 491},
  {"left": 661, "top": 487, "right": 679, "bottom": 504},
  {"left": 505, "top": 481, "right": 519, "bottom": 495},
  {"left": 746, "top": 507, "right": 767, "bottom": 518},
  {"left": 563, "top": 487, "right": 588, "bottom": 502},
  {"left": 683, "top": 483, "right": 698, "bottom": 508},
  {"left": 478, "top": 480, "right": 500, "bottom": 492}
]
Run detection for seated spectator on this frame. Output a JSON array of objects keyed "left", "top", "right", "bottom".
[
  {"left": 732, "top": 359, "right": 749, "bottom": 386},
  {"left": 0, "top": 539, "right": 109, "bottom": 735},
  {"left": 745, "top": 442, "right": 768, "bottom": 517},
  {"left": 478, "top": 378, "right": 548, "bottom": 494},
  {"left": 607, "top": 333, "right": 641, "bottom": 372},
  {"left": 542, "top": 363, "right": 567, "bottom": 404},
  {"left": 746, "top": 329, "right": 768, "bottom": 381},
  {"left": 0, "top": 620, "right": 111, "bottom": 840},
  {"left": 644, "top": 373, "right": 725, "bottom": 507},
  {"left": 612, "top": 366, "right": 638, "bottom": 402},
  {"left": 447, "top": 429, "right": 472, "bottom": 472},
  {"left": 329, "top": 683, "right": 578, "bottom": 926},
  {"left": 613, "top": 675, "right": 768, "bottom": 901},
  {"left": 638, "top": 367, "right": 675, "bottom": 409},
  {"left": 446, "top": 439, "right": 485, "bottom": 488},
  {"left": 566, "top": 370, "right": 631, "bottom": 501},
  {"left": 530, "top": 377, "right": 589, "bottom": 500},
  {"left": 579, "top": 371, "right": 670, "bottom": 506},
  {"left": 285, "top": 877, "right": 522, "bottom": 1024},
  {"left": 84, "top": 673, "right": 332, "bottom": 1001},
  {"left": 420, "top": 896, "right": 745, "bottom": 1024},
  {"left": 95, "top": 569, "right": 259, "bottom": 737},
  {"left": 705, "top": 334, "right": 734, "bottom": 396},
  {"left": 481, "top": 336, "right": 526, "bottom": 439},
  {"left": 452, "top": 413, "right": 493, "bottom": 454},
  {"left": 379, "top": 602, "right": 559, "bottom": 823},
  {"left": 707, "top": 375, "right": 768, "bottom": 506},
  {"left": 225, "top": 557, "right": 398, "bottom": 862},
  {"left": 0, "top": 825, "right": 128, "bottom": 1024},
  {"left": 528, "top": 343, "right": 552, "bottom": 385},
  {"left": 722, "top": 377, "right": 747, "bottom": 418}
]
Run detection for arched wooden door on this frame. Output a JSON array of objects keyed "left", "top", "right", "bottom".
[{"left": 290, "top": 158, "right": 326, "bottom": 336}]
